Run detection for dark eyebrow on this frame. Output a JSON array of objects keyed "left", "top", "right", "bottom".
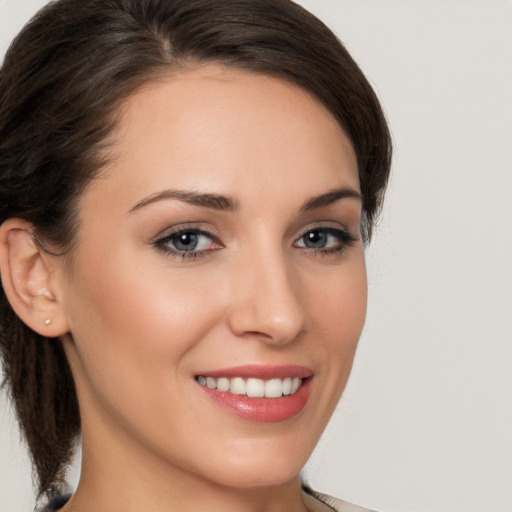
[
  {"left": 129, "top": 186, "right": 360, "bottom": 214},
  {"left": 129, "top": 189, "right": 239, "bottom": 213},
  {"left": 300, "top": 187, "right": 362, "bottom": 211}
]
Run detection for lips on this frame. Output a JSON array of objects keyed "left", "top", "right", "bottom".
[{"left": 195, "top": 365, "right": 313, "bottom": 422}]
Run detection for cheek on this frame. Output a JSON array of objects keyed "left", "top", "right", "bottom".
[
  {"left": 61, "top": 256, "right": 231, "bottom": 457},
  {"left": 327, "top": 274, "right": 367, "bottom": 360},
  {"left": 62, "top": 250, "right": 226, "bottom": 403},
  {"left": 306, "top": 251, "right": 367, "bottom": 396},
  {"left": 70, "top": 248, "right": 216, "bottom": 338},
  {"left": 310, "top": 251, "right": 367, "bottom": 342}
]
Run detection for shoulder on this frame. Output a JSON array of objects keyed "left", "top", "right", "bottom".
[
  {"left": 302, "top": 487, "right": 377, "bottom": 512},
  {"left": 37, "top": 494, "right": 71, "bottom": 512}
]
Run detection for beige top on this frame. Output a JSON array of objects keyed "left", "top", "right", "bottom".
[{"left": 303, "top": 488, "right": 375, "bottom": 512}]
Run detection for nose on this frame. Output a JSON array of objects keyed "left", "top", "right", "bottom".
[{"left": 226, "top": 250, "right": 306, "bottom": 346}]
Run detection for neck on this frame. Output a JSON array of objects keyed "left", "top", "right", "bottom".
[{"left": 61, "top": 423, "right": 309, "bottom": 512}]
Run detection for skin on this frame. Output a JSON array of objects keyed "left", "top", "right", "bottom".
[{"left": 5, "top": 66, "right": 368, "bottom": 512}]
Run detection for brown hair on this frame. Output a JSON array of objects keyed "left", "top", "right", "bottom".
[{"left": 0, "top": 0, "right": 392, "bottom": 499}]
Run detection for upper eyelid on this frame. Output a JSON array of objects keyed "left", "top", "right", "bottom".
[
  {"left": 151, "top": 221, "right": 356, "bottom": 245},
  {"left": 294, "top": 222, "right": 352, "bottom": 239},
  {"left": 293, "top": 225, "right": 358, "bottom": 248},
  {"left": 295, "top": 226, "right": 351, "bottom": 240},
  {"left": 298, "top": 224, "right": 346, "bottom": 234},
  {"left": 155, "top": 232, "right": 218, "bottom": 254},
  {"left": 153, "top": 227, "right": 221, "bottom": 259},
  {"left": 152, "top": 224, "right": 218, "bottom": 243}
]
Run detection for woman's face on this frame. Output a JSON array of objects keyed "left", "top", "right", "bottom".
[{"left": 56, "top": 65, "right": 367, "bottom": 490}]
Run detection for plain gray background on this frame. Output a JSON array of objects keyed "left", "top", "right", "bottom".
[{"left": 1, "top": 1, "right": 511, "bottom": 511}]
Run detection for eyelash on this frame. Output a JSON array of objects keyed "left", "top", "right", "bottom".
[
  {"left": 153, "top": 226, "right": 357, "bottom": 262},
  {"left": 153, "top": 226, "right": 220, "bottom": 261},
  {"left": 294, "top": 227, "right": 357, "bottom": 256}
]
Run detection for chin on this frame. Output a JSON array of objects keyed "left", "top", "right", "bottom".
[
  {"left": 210, "top": 463, "right": 302, "bottom": 490},
  {"left": 191, "top": 441, "right": 310, "bottom": 490}
]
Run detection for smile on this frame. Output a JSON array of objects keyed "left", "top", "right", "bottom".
[
  {"left": 195, "top": 366, "right": 313, "bottom": 422},
  {"left": 196, "top": 376, "right": 302, "bottom": 398}
]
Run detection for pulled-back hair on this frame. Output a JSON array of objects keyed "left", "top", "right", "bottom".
[{"left": 0, "top": 0, "right": 391, "bottom": 499}]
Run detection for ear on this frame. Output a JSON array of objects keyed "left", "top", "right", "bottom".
[{"left": 0, "top": 218, "right": 69, "bottom": 337}]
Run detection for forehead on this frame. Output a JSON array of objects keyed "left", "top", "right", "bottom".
[{"left": 86, "top": 65, "right": 359, "bottom": 212}]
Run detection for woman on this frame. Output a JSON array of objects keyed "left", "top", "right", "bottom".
[{"left": 0, "top": 0, "right": 391, "bottom": 511}]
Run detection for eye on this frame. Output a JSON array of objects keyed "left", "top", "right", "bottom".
[
  {"left": 166, "top": 230, "right": 211, "bottom": 252},
  {"left": 154, "top": 227, "right": 221, "bottom": 260},
  {"left": 294, "top": 227, "right": 357, "bottom": 254}
]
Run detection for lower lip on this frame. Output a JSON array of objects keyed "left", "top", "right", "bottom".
[{"left": 198, "top": 378, "right": 312, "bottom": 423}]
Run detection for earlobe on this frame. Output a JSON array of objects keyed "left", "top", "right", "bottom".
[{"left": 0, "top": 218, "right": 69, "bottom": 337}]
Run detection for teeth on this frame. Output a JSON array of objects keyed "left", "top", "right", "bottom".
[
  {"left": 197, "top": 376, "right": 304, "bottom": 398},
  {"left": 217, "top": 377, "right": 230, "bottom": 392},
  {"left": 246, "top": 378, "right": 265, "bottom": 397},
  {"left": 264, "top": 378, "right": 282, "bottom": 398},
  {"left": 230, "top": 377, "right": 246, "bottom": 395},
  {"left": 282, "top": 377, "right": 292, "bottom": 395}
]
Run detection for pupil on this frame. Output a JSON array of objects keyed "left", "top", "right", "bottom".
[
  {"left": 305, "top": 230, "right": 327, "bottom": 248},
  {"left": 173, "top": 232, "right": 198, "bottom": 251}
]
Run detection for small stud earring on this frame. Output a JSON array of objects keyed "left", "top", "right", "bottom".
[{"left": 44, "top": 318, "right": 51, "bottom": 326}]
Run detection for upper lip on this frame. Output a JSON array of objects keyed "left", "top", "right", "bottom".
[{"left": 195, "top": 364, "right": 313, "bottom": 380}]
